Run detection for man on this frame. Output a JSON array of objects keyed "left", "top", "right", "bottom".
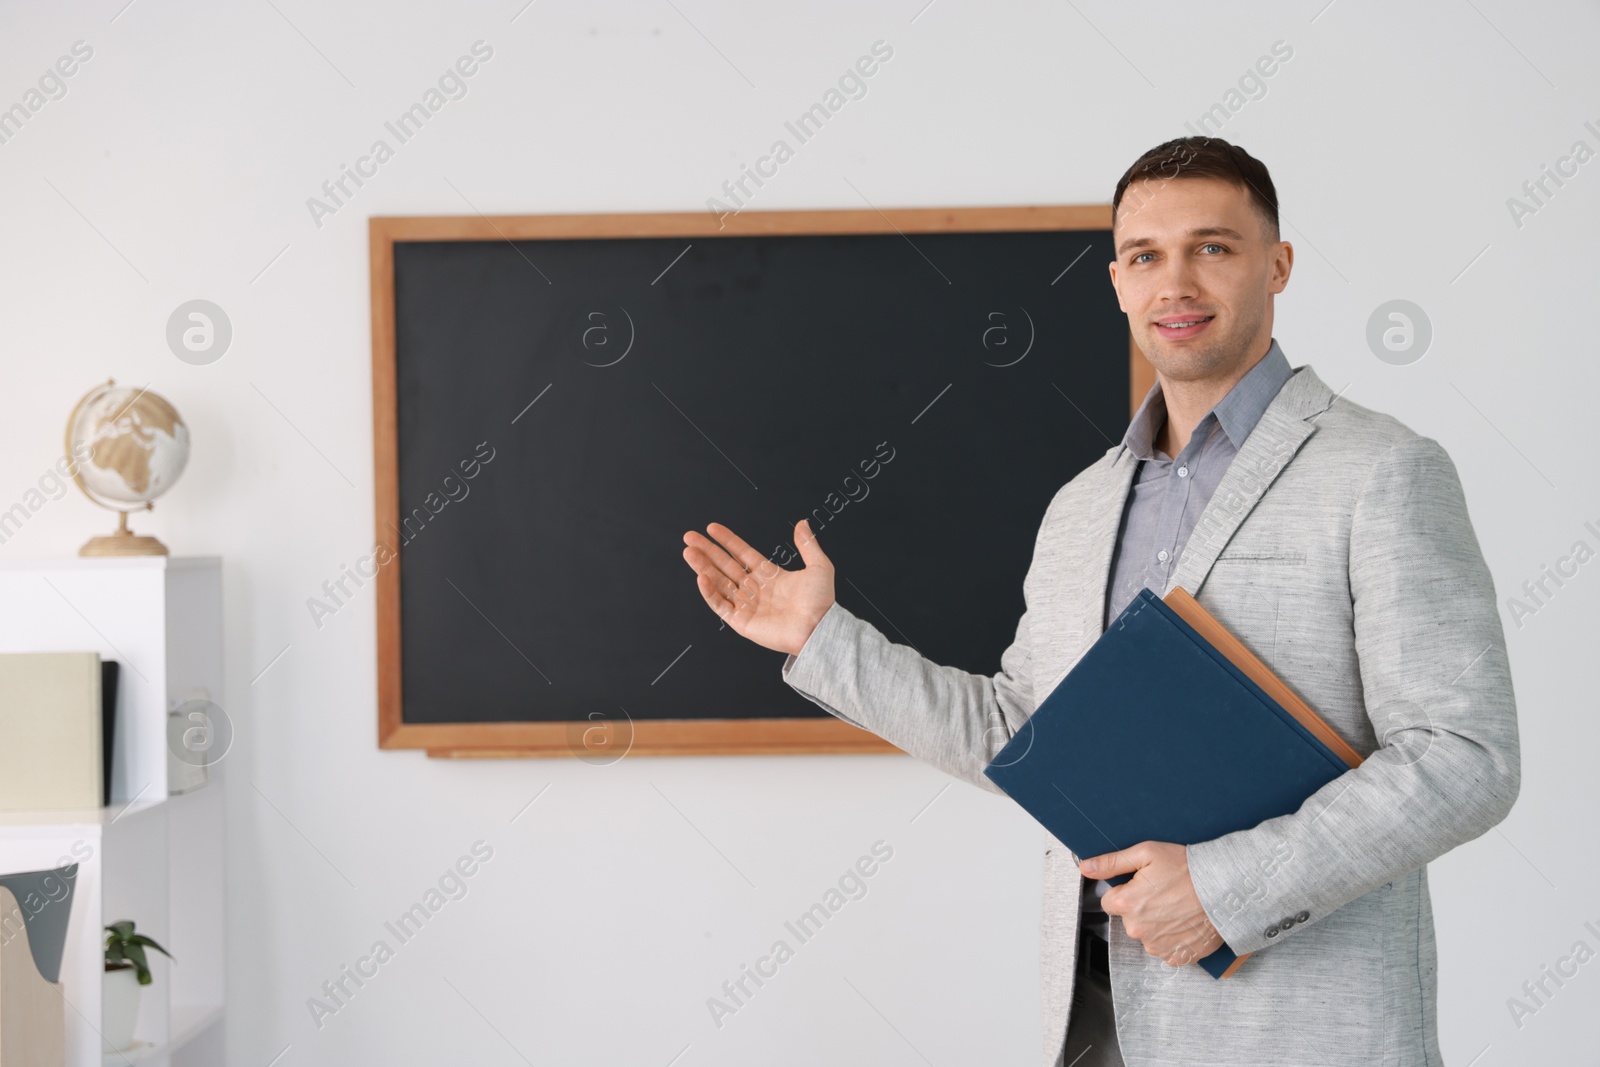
[{"left": 681, "top": 137, "right": 1520, "bottom": 1066}]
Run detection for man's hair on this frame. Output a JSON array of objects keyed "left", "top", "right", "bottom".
[{"left": 1112, "top": 136, "right": 1280, "bottom": 242}]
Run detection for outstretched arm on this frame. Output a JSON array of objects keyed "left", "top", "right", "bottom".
[{"left": 682, "top": 518, "right": 1037, "bottom": 794}]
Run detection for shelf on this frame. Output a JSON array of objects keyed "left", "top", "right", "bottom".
[
  {"left": 101, "top": 1003, "right": 223, "bottom": 1065},
  {"left": 0, "top": 555, "right": 221, "bottom": 572},
  {"left": 0, "top": 556, "right": 225, "bottom": 1067},
  {"left": 0, "top": 796, "right": 173, "bottom": 834},
  {"left": 102, "top": 1040, "right": 160, "bottom": 1065}
]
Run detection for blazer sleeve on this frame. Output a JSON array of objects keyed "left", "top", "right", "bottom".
[
  {"left": 779, "top": 571, "right": 1040, "bottom": 796},
  {"left": 1185, "top": 434, "right": 1522, "bottom": 956}
]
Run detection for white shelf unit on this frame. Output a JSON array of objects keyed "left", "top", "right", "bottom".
[{"left": 0, "top": 557, "right": 224, "bottom": 1067}]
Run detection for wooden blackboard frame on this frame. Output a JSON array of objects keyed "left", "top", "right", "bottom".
[{"left": 370, "top": 206, "right": 1152, "bottom": 757}]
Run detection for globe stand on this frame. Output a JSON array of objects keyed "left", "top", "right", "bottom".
[{"left": 80, "top": 508, "right": 168, "bottom": 557}]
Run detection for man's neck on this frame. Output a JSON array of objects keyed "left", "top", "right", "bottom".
[{"left": 1151, "top": 341, "right": 1272, "bottom": 458}]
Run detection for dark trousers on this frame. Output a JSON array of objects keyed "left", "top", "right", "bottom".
[{"left": 1059, "top": 927, "right": 1125, "bottom": 1067}]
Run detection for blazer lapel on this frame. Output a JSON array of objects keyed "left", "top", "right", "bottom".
[
  {"left": 1165, "top": 365, "right": 1337, "bottom": 598},
  {"left": 1083, "top": 445, "right": 1140, "bottom": 638}
]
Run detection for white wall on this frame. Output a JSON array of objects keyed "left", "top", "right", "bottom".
[{"left": 2, "top": 0, "right": 1596, "bottom": 1062}]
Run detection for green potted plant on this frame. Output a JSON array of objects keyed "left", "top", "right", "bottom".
[{"left": 103, "top": 920, "right": 173, "bottom": 1053}]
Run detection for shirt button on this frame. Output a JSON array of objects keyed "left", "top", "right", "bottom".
[
  {"left": 1157, "top": 549, "right": 1169, "bottom": 563},
  {"left": 1177, "top": 465, "right": 1189, "bottom": 478}
]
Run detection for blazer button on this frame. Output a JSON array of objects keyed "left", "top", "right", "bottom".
[
  {"left": 1279, "top": 917, "right": 1295, "bottom": 932},
  {"left": 1295, "top": 911, "right": 1310, "bottom": 924},
  {"left": 1264, "top": 926, "right": 1278, "bottom": 938}
]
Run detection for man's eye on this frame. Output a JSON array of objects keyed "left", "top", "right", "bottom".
[
  {"left": 1201, "top": 243, "right": 1225, "bottom": 254},
  {"left": 1133, "top": 252, "right": 1153, "bottom": 264}
]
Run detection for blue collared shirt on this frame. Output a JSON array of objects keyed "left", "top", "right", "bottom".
[
  {"left": 1082, "top": 337, "right": 1296, "bottom": 939},
  {"left": 1104, "top": 337, "right": 1295, "bottom": 629}
]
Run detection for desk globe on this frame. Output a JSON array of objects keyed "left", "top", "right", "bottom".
[{"left": 65, "top": 379, "right": 190, "bottom": 556}]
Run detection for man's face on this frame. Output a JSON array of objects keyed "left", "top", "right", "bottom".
[{"left": 1108, "top": 176, "right": 1292, "bottom": 385}]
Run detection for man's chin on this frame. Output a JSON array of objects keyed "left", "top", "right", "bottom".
[
  {"left": 1142, "top": 335, "right": 1243, "bottom": 382},
  {"left": 1147, "top": 348, "right": 1226, "bottom": 382}
]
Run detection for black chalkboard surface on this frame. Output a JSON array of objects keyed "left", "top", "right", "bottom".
[{"left": 370, "top": 208, "right": 1138, "bottom": 756}]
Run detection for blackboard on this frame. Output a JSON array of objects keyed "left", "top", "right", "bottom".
[{"left": 370, "top": 207, "right": 1145, "bottom": 756}]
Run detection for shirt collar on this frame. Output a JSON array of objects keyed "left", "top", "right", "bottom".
[{"left": 1121, "top": 338, "right": 1294, "bottom": 461}]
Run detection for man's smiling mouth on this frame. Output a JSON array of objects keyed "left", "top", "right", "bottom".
[{"left": 1155, "top": 315, "right": 1215, "bottom": 335}]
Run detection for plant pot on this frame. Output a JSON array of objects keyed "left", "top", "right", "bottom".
[{"left": 103, "top": 965, "right": 143, "bottom": 1052}]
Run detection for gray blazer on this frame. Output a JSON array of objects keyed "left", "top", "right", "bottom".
[{"left": 781, "top": 364, "right": 1520, "bottom": 1066}]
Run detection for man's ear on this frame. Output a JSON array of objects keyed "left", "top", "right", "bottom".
[{"left": 1269, "top": 240, "right": 1293, "bottom": 294}]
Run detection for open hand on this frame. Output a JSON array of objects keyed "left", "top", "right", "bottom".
[
  {"left": 1081, "top": 842, "right": 1225, "bottom": 967},
  {"left": 682, "top": 519, "right": 835, "bottom": 656}
]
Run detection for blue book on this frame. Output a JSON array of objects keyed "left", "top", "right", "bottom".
[{"left": 982, "top": 586, "right": 1363, "bottom": 979}]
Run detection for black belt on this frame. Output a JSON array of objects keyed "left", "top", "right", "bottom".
[{"left": 1079, "top": 927, "right": 1110, "bottom": 979}]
